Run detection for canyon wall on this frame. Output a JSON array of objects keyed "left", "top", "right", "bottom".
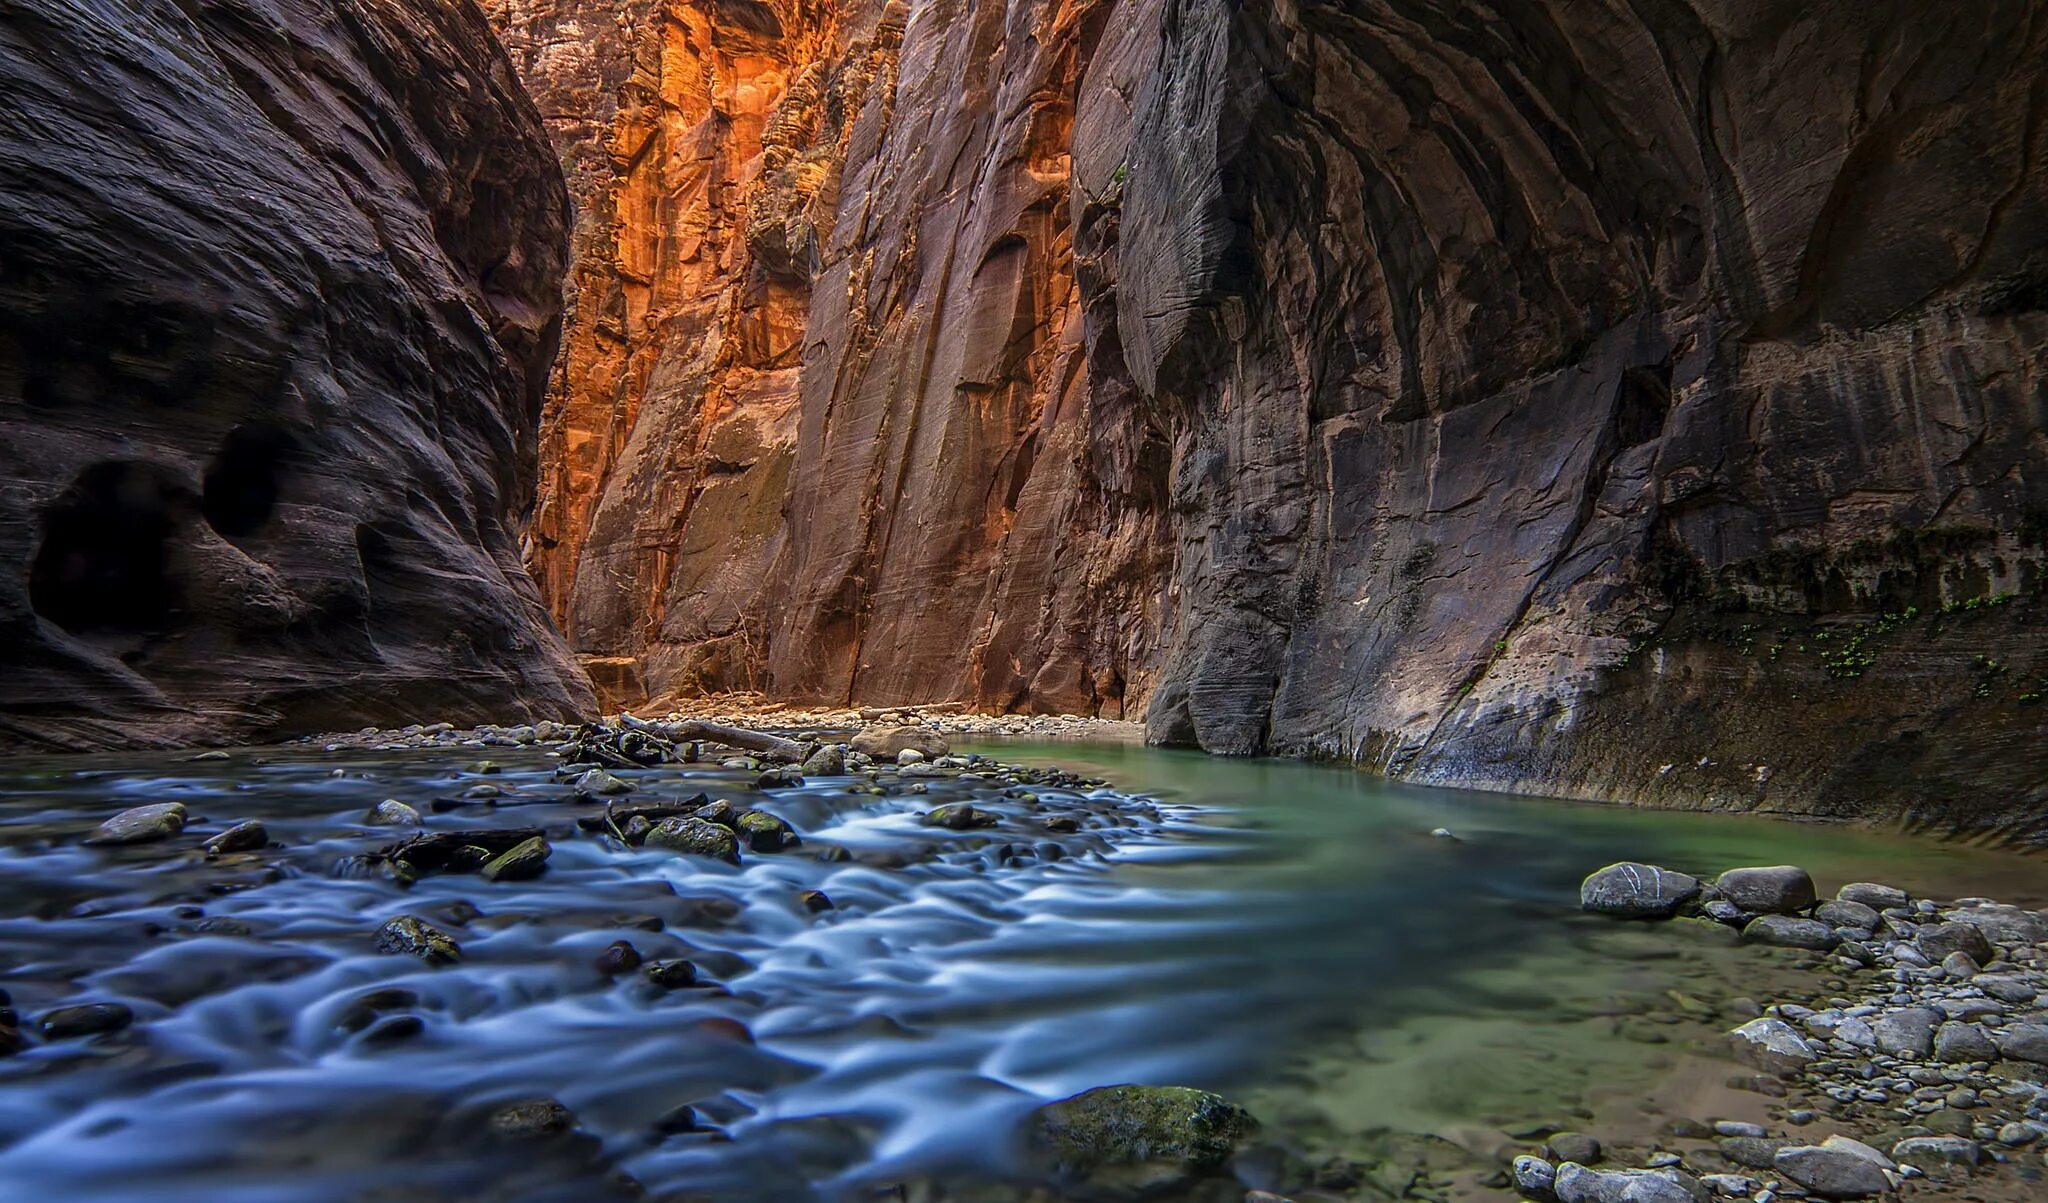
[
  {"left": 502, "top": 0, "right": 2048, "bottom": 836},
  {"left": 0, "top": 0, "right": 594, "bottom": 748}
]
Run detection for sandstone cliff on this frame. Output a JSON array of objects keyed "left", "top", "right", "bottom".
[
  {"left": 500, "top": 0, "right": 2048, "bottom": 836},
  {"left": 0, "top": 0, "right": 594, "bottom": 748}
]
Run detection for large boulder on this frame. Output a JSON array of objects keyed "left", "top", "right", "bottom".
[
  {"left": 1580, "top": 863, "right": 1701, "bottom": 919},
  {"left": 1915, "top": 922, "right": 1995, "bottom": 965},
  {"left": 1773, "top": 1144, "right": 1892, "bottom": 1199},
  {"left": 644, "top": 816, "right": 742, "bottom": 865},
  {"left": 1553, "top": 1163, "right": 1707, "bottom": 1203},
  {"left": 0, "top": 0, "right": 592, "bottom": 750},
  {"left": 850, "top": 726, "right": 951, "bottom": 761},
  {"left": 1028, "top": 1085, "right": 1257, "bottom": 1196},
  {"left": 82, "top": 802, "right": 187, "bottom": 846},
  {"left": 1713, "top": 867, "right": 1816, "bottom": 916}
]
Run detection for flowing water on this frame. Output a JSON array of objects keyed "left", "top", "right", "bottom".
[{"left": 0, "top": 738, "right": 2039, "bottom": 1202}]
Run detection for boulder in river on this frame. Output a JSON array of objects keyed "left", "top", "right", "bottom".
[
  {"left": 374, "top": 915, "right": 461, "bottom": 964},
  {"left": 799, "top": 744, "right": 846, "bottom": 776},
  {"left": 1029, "top": 1084, "right": 1257, "bottom": 1196},
  {"left": 850, "top": 726, "right": 950, "bottom": 761},
  {"left": 1915, "top": 922, "right": 1994, "bottom": 965},
  {"left": 1553, "top": 1163, "right": 1707, "bottom": 1203},
  {"left": 490, "top": 1097, "right": 576, "bottom": 1140},
  {"left": 1813, "top": 899, "right": 1878, "bottom": 932},
  {"left": 1995, "top": 1022, "right": 2048, "bottom": 1064},
  {"left": 1713, "top": 866, "right": 1815, "bottom": 915},
  {"left": 571, "top": 769, "right": 634, "bottom": 798},
  {"left": 735, "top": 810, "right": 799, "bottom": 852},
  {"left": 38, "top": 1002, "right": 135, "bottom": 1038},
  {"left": 922, "top": 803, "right": 998, "bottom": 831},
  {"left": 83, "top": 803, "right": 188, "bottom": 846},
  {"left": 203, "top": 819, "right": 268, "bottom": 855},
  {"left": 644, "top": 816, "right": 741, "bottom": 865},
  {"left": 1835, "top": 882, "right": 1909, "bottom": 911},
  {"left": 1740, "top": 915, "right": 1838, "bottom": 951},
  {"left": 1579, "top": 863, "right": 1700, "bottom": 919},
  {"left": 364, "top": 799, "right": 422, "bottom": 827},
  {"left": 479, "top": 836, "right": 550, "bottom": 882},
  {"left": 1943, "top": 904, "right": 2048, "bottom": 947},
  {"left": 1772, "top": 1143, "right": 1892, "bottom": 1198},
  {"left": 1728, "top": 1018, "right": 1816, "bottom": 1073},
  {"left": 1870, "top": 1007, "right": 1942, "bottom": 1058}
]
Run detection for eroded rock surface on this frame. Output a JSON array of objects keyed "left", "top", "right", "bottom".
[
  {"left": 0, "top": 0, "right": 593, "bottom": 748},
  {"left": 497, "top": 0, "right": 2048, "bottom": 832}
]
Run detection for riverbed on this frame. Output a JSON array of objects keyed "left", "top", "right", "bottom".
[{"left": 0, "top": 737, "right": 2038, "bottom": 1201}]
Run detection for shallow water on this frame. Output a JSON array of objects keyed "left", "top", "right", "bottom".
[{"left": 0, "top": 739, "right": 2039, "bottom": 1202}]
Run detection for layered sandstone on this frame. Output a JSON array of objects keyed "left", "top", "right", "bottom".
[
  {"left": 503, "top": 0, "right": 2048, "bottom": 835},
  {"left": 0, "top": 0, "right": 593, "bottom": 748}
]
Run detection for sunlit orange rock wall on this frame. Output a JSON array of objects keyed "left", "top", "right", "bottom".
[{"left": 490, "top": 0, "right": 1170, "bottom": 716}]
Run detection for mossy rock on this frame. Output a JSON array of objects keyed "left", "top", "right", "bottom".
[
  {"left": 374, "top": 915, "right": 461, "bottom": 964},
  {"left": 1030, "top": 1084, "right": 1258, "bottom": 1196},
  {"left": 736, "top": 809, "right": 799, "bottom": 852},
  {"left": 922, "top": 803, "right": 998, "bottom": 831},
  {"left": 644, "top": 816, "right": 741, "bottom": 865}
]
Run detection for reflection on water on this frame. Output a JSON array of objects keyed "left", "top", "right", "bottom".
[{"left": 0, "top": 739, "right": 2038, "bottom": 1201}]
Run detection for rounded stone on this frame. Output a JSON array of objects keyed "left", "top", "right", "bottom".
[
  {"left": 1714, "top": 866, "right": 1816, "bottom": 916},
  {"left": 1580, "top": 863, "right": 1702, "bottom": 919}
]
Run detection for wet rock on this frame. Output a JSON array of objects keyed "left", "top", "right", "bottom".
[
  {"left": 1978, "top": 974, "right": 2041, "bottom": 1003},
  {"left": 1940, "top": 950, "right": 1980, "bottom": 979},
  {"left": 1729, "top": 1019, "right": 1816, "bottom": 1073},
  {"left": 1714, "top": 867, "right": 1816, "bottom": 916},
  {"left": 1944, "top": 904, "right": 2048, "bottom": 946},
  {"left": 644, "top": 959, "right": 697, "bottom": 989},
  {"left": 1995, "top": 1022, "right": 2048, "bottom": 1064},
  {"left": 1915, "top": 922, "right": 1994, "bottom": 964},
  {"left": 1717, "top": 1137, "right": 1791, "bottom": 1170},
  {"left": 0, "top": 1025, "right": 24, "bottom": 1057},
  {"left": 479, "top": 835, "right": 550, "bottom": 882},
  {"left": 735, "top": 810, "right": 799, "bottom": 852},
  {"left": 653, "top": 1103, "right": 701, "bottom": 1135},
  {"left": 203, "top": 819, "right": 268, "bottom": 855},
  {"left": 1553, "top": 1163, "right": 1707, "bottom": 1203},
  {"left": 1712, "top": 1122, "right": 1766, "bottom": 1139},
  {"left": 1030, "top": 1085, "right": 1257, "bottom": 1194},
  {"left": 1836, "top": 883, "right": 1909, "bottom": 911},
  {"left": 374, "top": 915, "right": 461, "bottom": 964},
  {"left": 359, "top": 1014, "right": 424, "bottom": 1045},
  {"left": 1890, "top": 1136, "right": 1980, "bottom": 1169},
  {"left": 38, "top": 1003, "right": 135, "bottom": 1038},
  {"left": 490, "top": 1098, "right": 576, "bottom": 1140},
  {"left": 922, "top": 803, "right": 998, "bottom": 831},
  {"left": 83, "top": 803, "right": 189, "bottom": 846},
  {"left": 1514, "top": 1155, "right": 1557, "bottom": 1198},
  {"left": 1546, "top": 1133, "right": 1602, "bottom": 1164},
  {"left": 1813, "top": 899, "right": 1878, "bottom": 932},
  {"left": 849, "top": 726, "right": 950, "bottom": 761},
  {"left": 1580, "top": 863, "right": 1702, "bottom": 919},
  {"left": 571, "top": 769, "right": 634, "bottom": 798},
  {"left": 644, "top": 817, "right": 741, "bottom": 865},
  {"left": 594, "top": 940, "right": 641, "bottom": 975},
  {"left": 1741, "top": 915, "right": 1838, "bottom": 951},
  {"left": 754, "top": 766, "right": 803, "bottom": 789},
  {"left": 365, "top": 800, "right": 422, "bottom": 827},
  {"left": 798, "top": 890, "right": 834, "bottom": 914},
  {"left": 1043, "top": 815, "right": 1082, "bottom": 834},
  {"left": 1771, "top": 1145, "right": 1889, "bottom": 1198},
  {"left": 1698, "top": 1174, "right": 1756, "bottom": 1198},
  {"left": 1871, "top": 1007, "right": 1942, "bottom": 1058},
  {"left": 798, "top": 744, "right": 845, "bottom": 776}
]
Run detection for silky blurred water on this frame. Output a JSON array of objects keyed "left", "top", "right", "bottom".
[{"left": 0, "top": 739, "right": 2037, "bottom": 1202}]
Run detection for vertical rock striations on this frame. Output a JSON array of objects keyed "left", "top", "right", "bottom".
[
  {"left": 0, "top": 0, "right": 594, "bottom": 748},
  {"left": 503, "top": 0, "right": 2048, "bottom": 833}
]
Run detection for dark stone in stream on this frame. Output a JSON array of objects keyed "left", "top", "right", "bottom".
[
  {"left": 379, "top": 827, "right": 546, "bottom": 876},
  {"left": 1742, "top": 915, "right": 1840, "bottom": 951},
  {"left": 644, "top": 817, "right": 741, "bottom": 865},
  {"left": 736, "top": 810, "right": 799, "bottom": 852},
  {"left": 754, "top": 767, "right": 802, "bottom": 789},
  {"left": 1916, "top": 922, "right": 1995, "bottom": 965},
  {"left": 1544, "top": 1132, "right": 1602, "bottom": 1164},
  {"left": 799, "top": 890, "right": 834, "bottom": 914},
  {"left": 83, "top": 803, "right": 188, "bottom": 847},
  {"left": 1580, "top": 863, "right": 1700, "bottom": 919},
  {"left": 38, "top": 1003, "right": 134, "bottom": 1038},
  {"left": 479, "top": 835, "right": 550, "bottom": 882},
  {"left": 1714, "top": 866, "right": 1817, "bottom": 916},
  {"left": 595, "top": 940, "right": 642, "bottom": 975},
  {"left": 644, "top": 959, "right": 698, "bottom": 989},
  {"left": 653, "top": 1103, "right": 701, "bottom": 1135},
  {"left": 1029, "top": 1084, "right": 1258, "bottom": 1195},
  {"left": 1043, "top": 815, "right": 1082, "bottom": 833},
  {"left": 374, "top": 915, "right": 461, "bottom": 964},
  {"left": 0, "top": 1025, "right": 22, "bottom": 1057},
  {"left": 922, "top": 803, "right": 998, "bottom": 831},
  {"left": 490, "top": 1098, "right": 577, "bottom": 1140},
  {"left": 365, "top": 800, "right": 423, "bottom": 827},
  {"left": 203, "top": 820, "right": 267, "bottom": 855},
  {"left": 358, "top": 1014, "right": 424, "bottom": 1045}
]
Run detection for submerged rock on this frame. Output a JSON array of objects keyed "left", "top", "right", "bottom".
[
  {"left": 1741, "top": 915, "right": 1838, "bottom": 951},
  {"left": 374, "top": 915, "right": 461, "bottom": 964},
  {"left": 644, "top": 959, "right": 697, "bottom": 989},
  {"left": 1029, "top": 1084, "right": 1257, "bottom": 1196},
  {"left": 1580, "top": 863, "right": 1700, "bottom": 919},
  {"left": 83, "top": 803, "right": 188, "bottom": 847},
  {"left": 490, "top": 1098, "right": 576, "bottom": 1140}
]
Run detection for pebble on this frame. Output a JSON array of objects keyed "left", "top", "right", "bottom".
[{"left": 38, "top": 1003, "right": 135, "bottom": 1038}]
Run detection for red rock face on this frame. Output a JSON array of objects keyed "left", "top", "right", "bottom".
[
  {"left": 499, "top": 0, "right": 2048, "bottom": 832},
  {"left": 0, "top": 0, "right": 593, "bottom": 747}
]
